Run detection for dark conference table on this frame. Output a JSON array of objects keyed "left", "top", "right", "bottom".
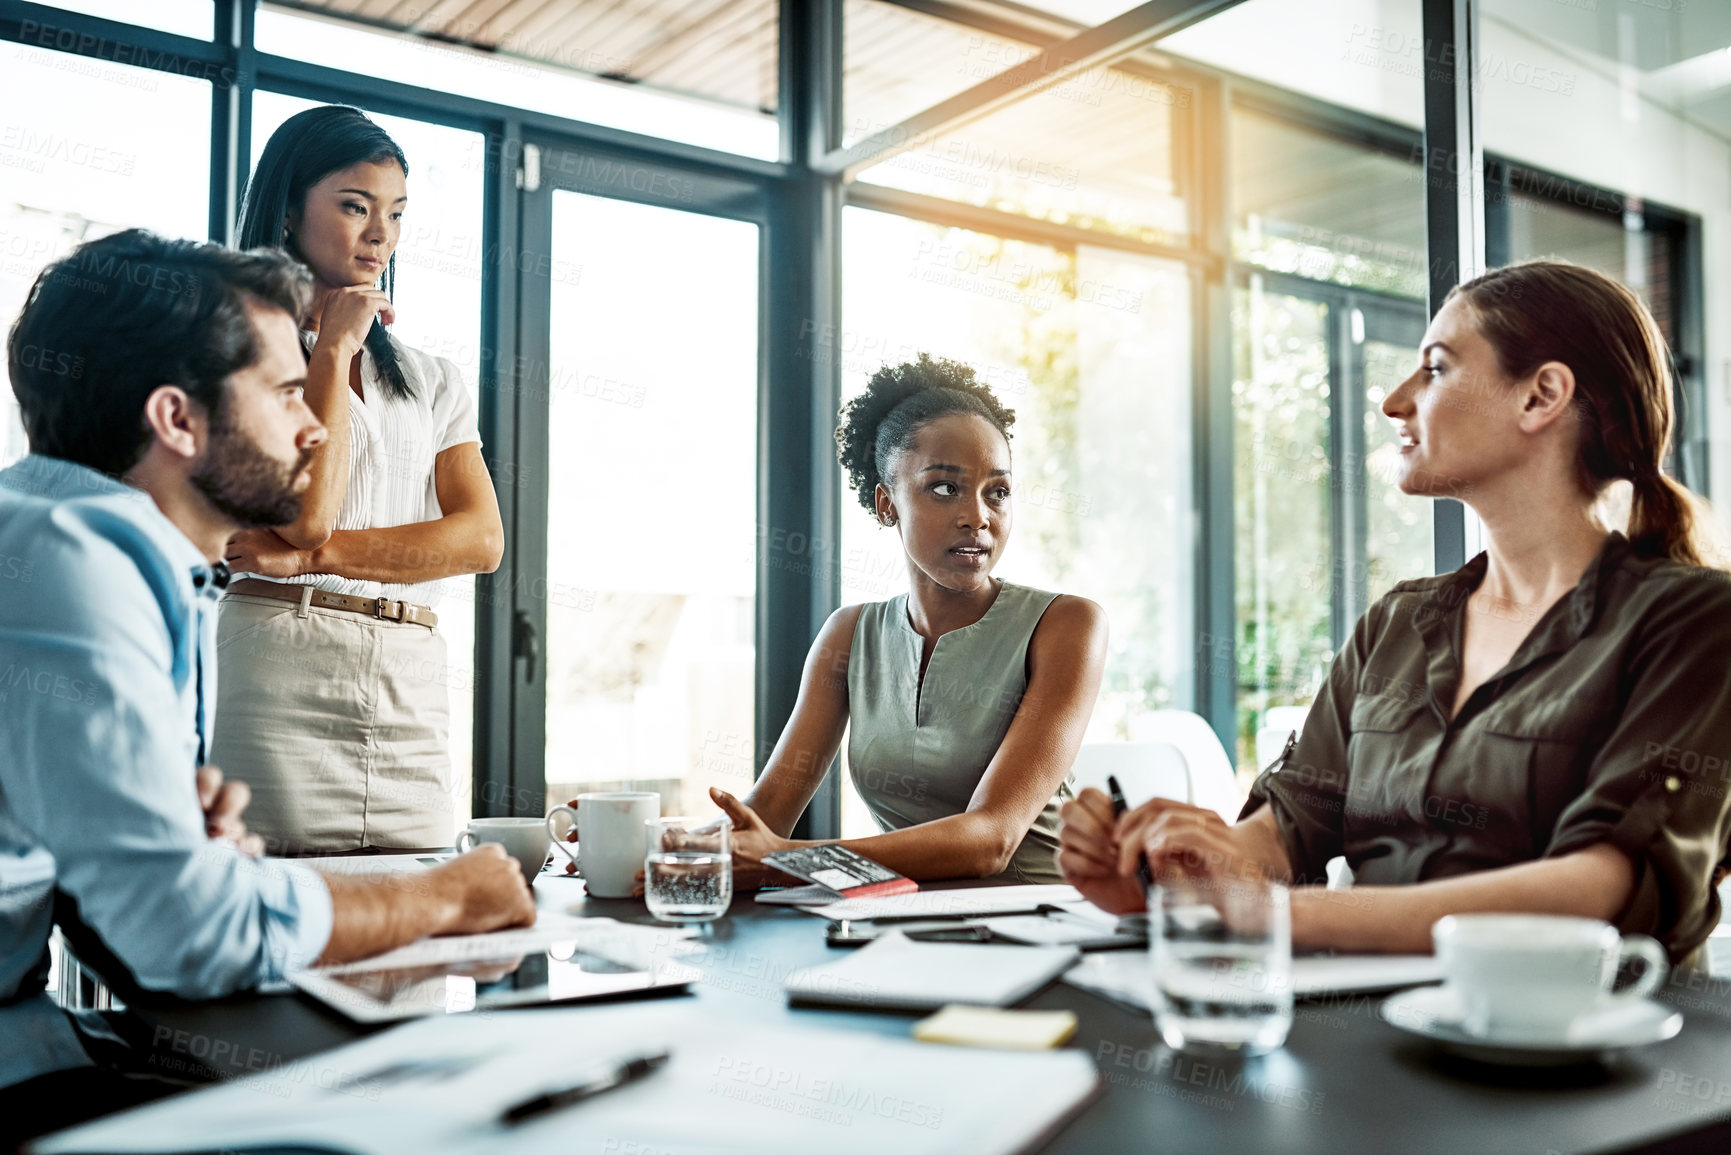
[{"left": 122, "top": 873, "right": 1731, "bottom": 1155}]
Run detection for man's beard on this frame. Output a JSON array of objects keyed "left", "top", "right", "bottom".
[{"left": 190, "top": 415, "right": 312, "bottom": 528}]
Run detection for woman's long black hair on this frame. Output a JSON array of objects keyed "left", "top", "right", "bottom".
[{"left": 237, "top": 105, "right": 414, "bottom": 401}]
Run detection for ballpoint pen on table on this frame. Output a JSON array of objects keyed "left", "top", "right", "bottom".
[
  {"left": 1106, "top": 774, "right": 1154, "bottom": 895},
  {"left": 499, "top": 1049, "right": 671, "bottom": 1126}
]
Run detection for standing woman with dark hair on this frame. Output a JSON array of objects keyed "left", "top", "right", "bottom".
[
  {"left": 638, "top": 354, "right": 1108, "bottom": 884},
  {"left": 1060, "top": 261, "right": 1731, "bottom": 968},
  {"left": 212, "top": 105, "right": 503, "bottom": 853}
]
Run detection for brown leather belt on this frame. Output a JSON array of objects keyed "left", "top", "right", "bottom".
[{"left": 227, "top": 577, "right": 439, "bottom": 629}]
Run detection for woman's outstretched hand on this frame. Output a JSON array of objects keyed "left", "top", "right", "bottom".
[{"left": 709, "top": 787, "right": 798, "bottom": 890}]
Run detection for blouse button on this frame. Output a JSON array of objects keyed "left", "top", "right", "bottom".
[{"left": 1665, "top": 776, "right": 1682, "bottom": 793}]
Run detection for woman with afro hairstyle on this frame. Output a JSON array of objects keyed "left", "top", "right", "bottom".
[{"left": 704, "top": 353, "right": 1107, "bottom": 884}]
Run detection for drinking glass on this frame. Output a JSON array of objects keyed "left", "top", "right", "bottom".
[
  {"left": 644, "top": 816, "right": 732, "bottom": 922},
  {"left": 1150, "top": 876, "right": 1292, "bottom": 1054}
]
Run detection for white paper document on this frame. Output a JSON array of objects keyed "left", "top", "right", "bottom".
[
  {"left": 309, "top": 914, "right": 698, "bottom": 973},
  {"left": 36, "top": 1002, "right": 1100, "bottom": 1155},
  {"left": 1063, "top": 949, "right": 1444, "bottom": 1009},
  {"left": 805, "top": 884, "right": 1082, "bottom": 922},
  {"left": 786, "top": 932, "right": 1081, "bottom": 1010},
  {"left": 291, "top": 853, "right": 451, "bottom": 880}
]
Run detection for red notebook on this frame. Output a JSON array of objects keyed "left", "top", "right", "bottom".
[{"left": 763, "top": 845, "right": 919, "bottom": 899}]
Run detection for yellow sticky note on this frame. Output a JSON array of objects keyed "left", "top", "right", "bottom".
[{"left": 912, "top": 1005, "right": 1079, "bottom": 1050}]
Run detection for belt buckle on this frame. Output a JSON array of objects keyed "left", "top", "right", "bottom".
[{"left": 374, "top": 596, "right": 403, "bottom": 622}]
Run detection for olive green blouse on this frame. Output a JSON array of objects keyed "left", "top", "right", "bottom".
[
  {"left": 1246, "top": 533, "right": 1731, "bottom": 966},
  {"left": 847, "top": 580, "right": 1069, "bottom": 884}
]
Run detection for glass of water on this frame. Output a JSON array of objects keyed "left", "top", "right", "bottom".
[
  {"left": 644, "top": 817, "right": 732, "bottom": 923},
  {"left": 1150, "top": 876, "right": 1292, "bottom": 1055}
]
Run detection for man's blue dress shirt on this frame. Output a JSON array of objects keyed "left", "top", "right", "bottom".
[{"left": 0, "top": 454, "right": 333, "bottom": 1090}]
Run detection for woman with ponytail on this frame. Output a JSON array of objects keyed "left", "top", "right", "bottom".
[
  {"left": 1061, "top": 260, "right": 1731, "bottom": 967},
  {"left": 630, "top": 355, "right": 1107, "bottom": 884},
  {"left": 212, "top": 105, "right": 503, "bottom": 853}
]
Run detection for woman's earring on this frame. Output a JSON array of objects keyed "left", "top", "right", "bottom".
[{"left": 881, "top": 513, "right": 896, "bottom": 527}]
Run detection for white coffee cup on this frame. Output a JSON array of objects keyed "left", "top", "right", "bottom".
[
  {"left": 546, "top": 792, "right": 660, "bottom": 898},
  {"left": 1433, "top": 913, "right": 1668, "bottom": 1040},
  {"left": 456, "top": 817, "right": 552, "bottom": 884}
]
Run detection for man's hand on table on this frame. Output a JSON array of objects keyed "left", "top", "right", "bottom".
[
  {"left": 196, "top": 765, "right": 264, "bottom": 857},
  {"left": 428, "top": 844, "right": 538, "bottom": 935}
]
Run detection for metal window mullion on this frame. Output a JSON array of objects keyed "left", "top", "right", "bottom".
[
  {"left": 1326, "top": 296, "right": 1352, "bottom": 649},
  {"left": 772, "top": 0, "right": 844, "bottom": 842},
  {"left": 474, "top": 115, "right": 525, "bottom": 817},
  {"left": 1421, "top": 0, "right": 1481, "bottom": 575},
  {"left": 1197, "top": 73, "right": 1236, "bottom": 760},
  {"left": 507, "top": 145, "right": 553, "bottom": 817}
]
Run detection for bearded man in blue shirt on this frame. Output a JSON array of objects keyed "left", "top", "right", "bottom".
[{"left": 0, "top": 230, "right": 535, "bottom": 1145}]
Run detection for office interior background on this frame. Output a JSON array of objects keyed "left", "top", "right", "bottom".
[{"left": 2, "top": 0, "right": 1726, "bottom": 841}]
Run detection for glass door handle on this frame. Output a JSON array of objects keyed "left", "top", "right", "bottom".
[{"left": 513, "top": 610, "right": 539, "bottom": 684}]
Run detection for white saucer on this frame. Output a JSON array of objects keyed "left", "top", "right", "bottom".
[{"left": 1381, "top": 985, "right": 1682, "bottom": 1066}]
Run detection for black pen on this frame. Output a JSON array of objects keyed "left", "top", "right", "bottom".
[
  {"left": 1106, "top": 774, "right": 1154, "bottom": 893},
  {"left": 500, "top": 1049, "right": 671, "bottom": 1126}
]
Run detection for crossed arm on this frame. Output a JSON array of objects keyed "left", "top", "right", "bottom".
[
  {"left": 225, "top": 442, "right": 504, "bottom": 584},
  {"left": 1056, "top": 792, "right": 1635, "bottom": 952},
  {"left": 716, "top": 595, "right": 1109, "bottom": 883}
]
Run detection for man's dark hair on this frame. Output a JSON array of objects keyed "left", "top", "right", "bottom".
[{"left": 7, "top": 229, "right": 312, "bottom": 478}]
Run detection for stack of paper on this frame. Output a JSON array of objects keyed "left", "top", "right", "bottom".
[
  {"left": 805, "top": 884, "right": 1082, "bottom": 921},
  {"left": 36, "top": 1002, "right": 1100, "bottom": 1155},
  {"left": 307, "top": 914, "right": 698, "bottom": 973},
  {"left": 785, "top": 932, "right": 1080, "bottom": 1010}
]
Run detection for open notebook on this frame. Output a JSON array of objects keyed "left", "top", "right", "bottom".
[{"left": 34, "top": 1002, "right": 1100, "bottom": 1155}]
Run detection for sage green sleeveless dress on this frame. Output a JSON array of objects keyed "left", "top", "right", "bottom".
[{"left": 846, "top": 580, "right": 1071, "bottom": 883}]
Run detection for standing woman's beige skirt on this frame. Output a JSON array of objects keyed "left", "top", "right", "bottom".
[{"left": 209, "top": 592, "right": 457, "bottom": 853}]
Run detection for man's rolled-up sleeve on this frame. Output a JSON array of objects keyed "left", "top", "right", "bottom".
[
  {"left": 1240, "top": 602, "right": 1379, "bottom": 884},
  {"left": 1544, "top": 573, "right": 1731, "bottom": 965},
  {"left": 2, "top": 528, "right": 333, "bottom": 995}
]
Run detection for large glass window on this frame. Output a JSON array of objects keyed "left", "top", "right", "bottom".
[
  {"left": 1227, "top": 101, "right": 1428, "bottom": 771},
  {"left": 1477, "top": 0, "right": 1720, "bottom": 509},
  {"left": 250, "top": 93, "right": 487, "bottom": 823},
  {"left": 542, "top": 192, "right": 759, "bottom": 819},
  {"left": 851, "top": 53, "right": 1191, "bottom": 247},
  {"left": 0, "top": 41, "right": 211, "bottom": 467},
  {"left": 838, "top": 205, "right": 1192, "bottom": 835},
  {"left": 1232, "top": 108, "right": 1428, "bottom": 300}
]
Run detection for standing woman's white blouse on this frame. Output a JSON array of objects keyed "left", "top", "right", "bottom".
[{"left": 265, "top": 331, "right": 481, "bottom": 603}]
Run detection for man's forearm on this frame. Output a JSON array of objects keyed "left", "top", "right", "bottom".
[{"left": 313, "top": 870, "right": 458, "bottom": 965}]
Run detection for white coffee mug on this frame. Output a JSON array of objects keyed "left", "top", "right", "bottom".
[
  {"left": 1433, "top": 913, "right": 1668, "bottom": 1040},
  {"left": 546, "top": 792, "right": 660, "bottom": 898},
  {"left": 456, "top": 817, "right": 552, "bottom": 884}
]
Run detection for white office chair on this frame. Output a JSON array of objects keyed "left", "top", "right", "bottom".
[
  {"left": 1125, "top": 709, "right": 1245, "bottom": 821},
  {"left": 1069, "top": 742, "right": 1192, "bottom": 811}
]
